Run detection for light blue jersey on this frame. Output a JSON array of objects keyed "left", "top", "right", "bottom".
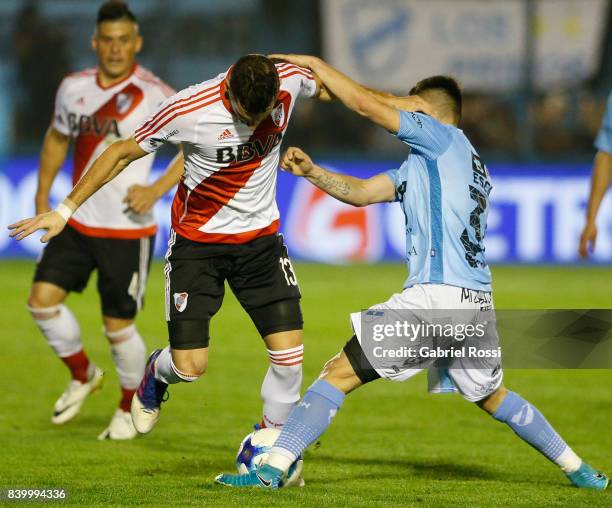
[
  {"left": 386, "top": 111, "right": 492, "bottom": 292},
  {"left": 595, "top": 92, "right": 612, "bottom": 154}
]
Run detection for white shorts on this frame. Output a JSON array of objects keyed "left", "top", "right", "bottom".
[{"left": 349, "top": 284, "right": 503, "bottom": 402}]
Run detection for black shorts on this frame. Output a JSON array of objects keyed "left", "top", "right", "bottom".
[
  {"left": 165, "top": 230, "right": 303, "bottom": 349},
  {"left": 34, "top": 225, "right": 154, "bottom": 319}
]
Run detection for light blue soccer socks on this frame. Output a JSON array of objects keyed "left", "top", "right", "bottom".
[
  {"left": 267, "top": 379, "right": 345, "bottom": 471},
  {"left": 493, "top": 391, "right": 580, "bottom": 472}
]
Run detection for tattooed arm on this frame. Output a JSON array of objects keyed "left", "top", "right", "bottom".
[{"left": 281, "top": 146, "right": 395, "bottom": 206}]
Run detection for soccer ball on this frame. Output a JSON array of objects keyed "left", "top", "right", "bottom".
[{"left": 236, "top": 427, "right": 304, "bottom": 487}]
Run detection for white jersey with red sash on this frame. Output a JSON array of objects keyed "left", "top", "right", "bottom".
[
  {"left": 133, "top": 62, "right": 317, "bottom": 244},
  {"left": 53, "top": 64, "right": 174, "bottom": 239}
]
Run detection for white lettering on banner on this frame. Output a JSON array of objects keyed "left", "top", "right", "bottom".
[
  {"left": 284, "top": 176, "right": 384, "bottom": 263},
  {"left": 490, "top": 179, "right": 556, "bottom": 261},
  {"left": 322, "top": 0, "right": 607, "bottom": 92},
  {"left": 482, "top": 206, "right": 506, "bottom": 261}
]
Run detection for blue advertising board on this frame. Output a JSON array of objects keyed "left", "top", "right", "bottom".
[{"left": 0, "top": 157, "right": 609, "bottom": 264}]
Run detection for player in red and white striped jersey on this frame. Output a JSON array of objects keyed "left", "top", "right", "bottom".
[
  {"left": 12, "top": 53, "right": 332, "bottom": 436},
  {"left": 21, "top": 2, "right": 183, "bottom": 440}
]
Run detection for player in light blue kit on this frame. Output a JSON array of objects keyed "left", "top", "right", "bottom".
[
  {"left": 216, "top": 56, "right": 608, "bottom": 490},
  {"left": 579, "top": 91, "right": 612, "bottom": 258}
]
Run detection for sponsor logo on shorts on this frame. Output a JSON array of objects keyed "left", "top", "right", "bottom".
[
  {"left": 173, "top": 292, "right": 189, "bottom": 312},
  {"left": 460, "top": 288, "right": 492, "bottom": 310}
]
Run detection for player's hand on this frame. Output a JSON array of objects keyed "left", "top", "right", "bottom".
[
  {"left": 578, "top": 222, "right": 597, "bottom": 258},
  {"left": 281, "top": 147, "right": 314, "bottom": 177},
  {"left": 8, "top": 210, "right": 67, "bottom": 243},
  {"left": 124, "top": 184, "right": 158, "bottom": 215},
  {"left": 269, "top": 54, "right": 319, "bottom": 69}
]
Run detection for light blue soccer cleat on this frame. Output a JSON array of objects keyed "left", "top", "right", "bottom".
[
  {"left": 566, "top": 462, "right": 609, "bottom": 490},
  {"left": 215, "top": 464, "right": 284, "bottom": 489}
]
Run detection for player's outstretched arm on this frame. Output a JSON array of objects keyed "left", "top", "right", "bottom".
[
  {"left": 579, "top": 150, "right": 612, "bottom": 258},
  {"left": 270, "top": 54, "right": 430, "bottom": 133},
  {"left": 35, "top": 127, "right": 71, "bottom": 215},
  {"left": 124, "top": 150, "right": 184, "bottom": 214},
  {"left": 8, "top": 137, "right": 147, "bottom": 242},
  {"left": 281, "top": 147, "right": 395, "bottom": 206},
  {"left": 271, "top": 54, "right": 399, "bottom": 132}
]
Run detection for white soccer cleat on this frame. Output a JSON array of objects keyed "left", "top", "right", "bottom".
[
  {"left": 130, "top": 349, "right": 168, "bottom": 434},
  {"left": 51, "top": 366, "right": 104, "bottom": 424},
  {"left": 97, "top": 409, "right": 137, "bottom": 440}
]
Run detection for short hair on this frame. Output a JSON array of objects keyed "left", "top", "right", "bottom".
[
  {"left": 97, "top": 1, "right": 137, "bottom": 25},
  {"left": 229, "top": 54, "right": 280, "bottom": 117},
  {"left": 409, "top": 75, "right": 462, "bottom": 122}
]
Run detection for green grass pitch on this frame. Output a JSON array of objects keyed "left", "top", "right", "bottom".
[{"left": 1, "top": 261, "right": 610, "bottom": 507}]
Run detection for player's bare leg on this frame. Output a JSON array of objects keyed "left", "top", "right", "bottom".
[
  {"left": 131, "top": 346, "right": 207, "bottom": 434},
  {"left": 476, "top": 384, "right": 608, "bottom": 490},
  {"left": 260, "top": 329, "right": 304, "bottom": 429},
  {"left": 96, "top": 316, "right": 145, "bottom": 440},
  {"left": 28, "top": 282, "right": 103, "bottom": 424}
]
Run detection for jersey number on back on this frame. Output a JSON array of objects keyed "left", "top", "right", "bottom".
[{"left": 460, "top": 153, "right": 490, "bottom": 268}]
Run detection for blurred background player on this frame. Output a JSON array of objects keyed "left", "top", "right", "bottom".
[
  {"left": 216, "top": 55, "right": 609, "bottom": 490},
  {"left": 10, "top": 54, "right": 333, "bottom": 436},
  {"left": 579, "top": 90, "right": 612, "bottom": 258},
  {"left": 26, "top": 1, "right": 183, "bottom": 440}
]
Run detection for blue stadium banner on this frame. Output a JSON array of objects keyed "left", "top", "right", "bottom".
[{"left": 0, "top": 158, "right": 609, "bottom": 264}]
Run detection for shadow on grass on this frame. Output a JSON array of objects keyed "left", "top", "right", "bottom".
[{"left": 305, "top": 454, "right": 498, "bottom": 483}]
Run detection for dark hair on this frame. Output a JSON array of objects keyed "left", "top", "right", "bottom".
[
  {"left": 97, "top": 1, "right": 137, "bottom": 24},
  {"left": 229, "top": 54, "right": 280, "bottom": 117},
  {"left": 410, "top": 75, "right": 462, "bottom": 122}
]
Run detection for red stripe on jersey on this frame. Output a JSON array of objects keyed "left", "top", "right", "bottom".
[
  {"left": 171, "top": 91, "right": 292, "bottom": 243},
  {"left": 134, "top": 94, "right": 221, "bottom": 143},
  {"left": 134, "top": 82, "right": 221, "bottom": 137},
  {"left": 172, "top": 219, "right": 280, "bottom": 244},
  {"left": 279, "top": 70, "right": 314, "bottom": 81},
  {"left": 73, "top": 82, "right": 145, "bottom": 184},
  {"left": 68, "top": 218, "right": 157, "bottom": 239},
  {"left": 277, "top": 63, "right": 313, "bottom": 76}
]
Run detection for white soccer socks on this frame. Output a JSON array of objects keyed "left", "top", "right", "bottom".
[
  {"left": 30, "top": 304, "right": 82, "bottom": 357},
  {"left": 29, "top": 304, "right": 92, "bottom": 382},
  {"left": 105, "top": 324, "right": 146, "bottom": 412},
  {"left": 153, "top": 346, "right": 199, "bottom": 384},
  {"left": 261, "top": 345, "right": 304, "bottom": 428}
]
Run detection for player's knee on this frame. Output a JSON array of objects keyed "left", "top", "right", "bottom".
[
  {"left": 476, "top": 385, "right": 508, "bottom": 414},
  {"left": 171, "top": 350, "right": 208, "bottom": 378},
  {"left": 320, "top": 352, "right": 361, "bottom": 394},
  {"left": 103, "top": 323, "right": 135, "bottom": 343},
  {"left": 27, "top": 284, "right": 65, "bottom": 318},
  {"left": 27, "top": 297, "right": 61, "bottom": 320}
]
